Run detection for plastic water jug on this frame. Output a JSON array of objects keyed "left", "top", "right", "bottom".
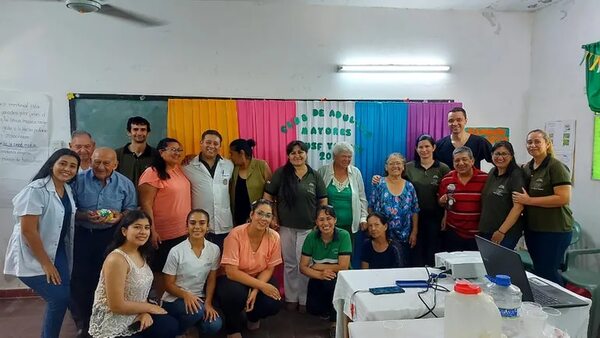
[
  {"left": 486, "top": 275, "right": 522, "bottom": 319},
  {"left": 444, "top": 280, "right": 502, "bottom": 338}
]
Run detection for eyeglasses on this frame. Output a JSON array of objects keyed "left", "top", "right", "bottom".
[
  {"left": 492, "top": 152, "right": 511, "bottom": 158},
  {"left": 164, "top": 147, "right": 184, "bottom": 153},
  {"left": 256, "top": 211, "right": 273, "bottom": 219}
]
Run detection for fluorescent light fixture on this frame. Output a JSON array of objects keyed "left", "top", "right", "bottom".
[{"left": 338, "top": 64, "right": 451, "bottom": 73}]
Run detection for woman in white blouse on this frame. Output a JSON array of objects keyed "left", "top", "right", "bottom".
[
  {"left": 88, "top": 210, "right": 178, "bottom": 338},
  {"left": 162, "top": 209, "right": 222, "bottom": 336},
  {"left": 4, "top": 149, "right": 79, "bottom": 338}
]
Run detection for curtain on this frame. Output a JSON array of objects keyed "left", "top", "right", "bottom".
[
  {"left": 405, "top": 102, "right": 462, "bottom": 161},
  {"left": 236, "top": 100, "right": 297, "bottom": 171},
  {"left": 354, "top": 101, "right": 409, "bottom": 198},
  {"left": 167, "top": 99, "right": 239, "bottom": 157},
  {"left": 583, "top": 42, "right": 600, "bottom": 113}
]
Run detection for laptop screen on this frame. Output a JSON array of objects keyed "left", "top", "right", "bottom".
[{"left": 474, "top": 235, "right": 535, "bottom": 301}]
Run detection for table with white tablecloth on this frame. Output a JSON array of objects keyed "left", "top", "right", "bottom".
[
  {"left": 332, "top": 268, "right": 591, "bottom": 338},
  {"left": 348, "top": 318, "right": 571, "bottom": 338}
]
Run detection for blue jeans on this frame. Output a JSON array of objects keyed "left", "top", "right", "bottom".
[
  {"left": 525, "top": 230, "right": 572, "bottom": 285},
  {"left": 162, "top": 298, "right": 222, "bottom": 335},
  {"left": 118, "top": 313, "right": 179, "bottom": 338},
  {"left": 19, "top": 248, "right": 70, "bottom": 338}
]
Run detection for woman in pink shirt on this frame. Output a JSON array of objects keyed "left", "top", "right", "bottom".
[
  {"left": 217, "top": 199, "right": 282, "bottom": 338},
  {"left": 138, "top": 138, "right": 191, "bottom": 296}
]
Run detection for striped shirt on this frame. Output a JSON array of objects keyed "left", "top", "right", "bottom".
[{"left": 438, "top": 168, "right": 488, "bottom": 239}]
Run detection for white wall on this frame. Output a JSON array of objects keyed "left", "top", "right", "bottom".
[
  {"left": 0, "top": 1, "right": 533, "bottom": 289},
  {"left": 529, "top": 0, "right": 600, "bottom": 268}
]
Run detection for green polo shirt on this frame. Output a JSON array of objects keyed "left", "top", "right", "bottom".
[
  {"left": 479, "top": 165, "right": 525, "bottom": 237},
  {"left": 404, "top": 160, "right": 450, "bottom": 213},
  {"left": 523, "top": 156, "right": 573, "bottom": 232},
  {"left": 265, "top": 167, "right": 327, "bottom": 229},
  {"left": 301, "top": 228, "right": 352, "bottom": 264}
]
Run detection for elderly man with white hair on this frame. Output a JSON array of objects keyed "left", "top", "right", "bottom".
[{"left": 317, "top": 142, "right": 368, "bottom": 247}]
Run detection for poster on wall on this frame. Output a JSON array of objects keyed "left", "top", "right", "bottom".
[
  {"left": 465, "top": 127, "right": 510, "bottom": 144},
  {"left": 544, "top": 120, "right": 576, "bottom": 178},
  {"left": 593, "top": 115, "right": 600, "bottom": 180},
  {"left": 296, "top": 101, "right": 356, "bottom": 168},
  {"left": 0, "top": 90, "right": 50, "bottom": 206}
]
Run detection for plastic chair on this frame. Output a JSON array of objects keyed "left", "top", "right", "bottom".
[
  {"left": 560, "top": 247, "right": 600, "bottom": 338},
  {"left": 517, "top": 221, "right": 581, "bottom": 272}
]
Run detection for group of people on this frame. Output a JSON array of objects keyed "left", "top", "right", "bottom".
[{"left": 3, "top": 107, "right": 575, "bottom": 338}]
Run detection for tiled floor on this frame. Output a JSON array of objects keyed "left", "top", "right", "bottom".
[{"left": 0, "top": 298, "right": 332, "bottom": 338}]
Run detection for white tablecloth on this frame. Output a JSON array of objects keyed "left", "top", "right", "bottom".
[
  {"left": 333, "top": 268, "right": 591, "bottom": 338},
  {"left": 348, "top": 318, "right": 571, "bottom": 338}
]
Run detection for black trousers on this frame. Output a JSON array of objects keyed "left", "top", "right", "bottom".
[
  {"left": 116, "top": 313, "right": 179, "bottom": 338},
  {"left": 216, "top": 275, "right": 281, "bottom": 334},
  {"left": 412, "top": 211, "right": 444, "bottom": 267},
  {"left": 306, "top": 278, "right": 336, "bottom": 321},
  {"left": 70, "top": 225, "right": 116, "bottom": 331},
  {"left": 206, "top": 233, "right": 228, "bottom": 252}
]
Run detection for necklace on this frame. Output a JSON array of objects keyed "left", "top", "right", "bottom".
[{"left": 332, "top": 176, "right": 350, "bottom": 192}]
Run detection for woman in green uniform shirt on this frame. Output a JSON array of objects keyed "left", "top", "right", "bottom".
[
  {"left": 512, "top": 129, "right": 574, "bottom": 285},
  {"left": 478, "top": 141, "right": 525, "bottom": 249},
  {"left": 404, "top": 135, "right": 450, "bottom": 266}
]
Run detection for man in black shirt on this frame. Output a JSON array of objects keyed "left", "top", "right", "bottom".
[
  {"left": 434, "top": 107, "right": 492, "bottom": 169},
  {"left": 115, "top": 116, "right": 157, "bottom": 186}
]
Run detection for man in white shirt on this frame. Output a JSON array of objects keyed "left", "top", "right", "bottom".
[{"left": 182, "top": 130, "right": 234, "bottom": 249}]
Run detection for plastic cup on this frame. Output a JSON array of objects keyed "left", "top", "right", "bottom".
[
  {"left": 521, "top": 301, "right": 542, "bottom": 313},
  {"left": 383, "top": 320, "right": 403, "bottom": 337},
  {"left": 523, "top": 308, "right": 548, "bottom": 337},
  {"left": 542, "top": 307, "right": 563, "bottom": 335}
]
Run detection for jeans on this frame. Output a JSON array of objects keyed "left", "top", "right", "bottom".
[
  {"left": 116, "top": 313, "right": 179, "bottom": 338},
  {"left": 19, "top": 247, "right": 70, "bottom": 338},
  {"left": 525, "top": 230, "right": 572, "bottom": 285},
  {"left": 162, "top": 298, "right": 222, "bottom": 335},
  {"left": 478, "top": 231, "right": 520, "bottom": 250}
]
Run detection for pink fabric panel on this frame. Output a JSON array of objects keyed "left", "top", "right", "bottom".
[
  {"left": 406, "top": 102, "right": 463, "bottom": 161},
  {"left": 236, "top": 100, "right": 297, "bottom": 170}
]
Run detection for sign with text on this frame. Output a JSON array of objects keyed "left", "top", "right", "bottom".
[{"left": 466, "top": 127, "right": 510, "bottom": 144}]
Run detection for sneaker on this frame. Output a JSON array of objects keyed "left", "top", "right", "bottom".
[{"left": 247, "top": 320, "right": 260, "bottom": 331}]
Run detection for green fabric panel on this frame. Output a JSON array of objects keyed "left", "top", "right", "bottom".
[{"left": 583, "top": 42, "right": 600, "bottom": 113}]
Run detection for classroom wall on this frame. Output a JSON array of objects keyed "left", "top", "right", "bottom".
[
  {"left": 0, "top": 1, "right": 533, "bottom": 289},
  {"left": 529, "top": 0, "right": 600, "bottom": 267}
]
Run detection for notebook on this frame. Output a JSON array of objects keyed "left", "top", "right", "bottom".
[{"left": 475, "top": 235, "right": 588, "bottom": 309}]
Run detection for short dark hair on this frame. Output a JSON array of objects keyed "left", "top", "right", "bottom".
[
  {"left": 126, "top": 116, "right": 151, "bottom": 132},
  {"left": 316, "top": 205, "right": 337, "bottom": 219},
  {"left": 32, "top": 148, "right": 81, "bottom": 183},
  {"left": 413, "top": 134, "right": 436, "bottom": 160},
  {"left": 230, "top": 139, "right": 257, "bottom": 158},
  {"left": 187, "top": 209, "right": 210, "bottom": 224},
  {"left": 448, "top": 107, "right": 467, "bottom": 119},
  {"left": 201, "top": 130, "right": 223, "bottom": 142}
]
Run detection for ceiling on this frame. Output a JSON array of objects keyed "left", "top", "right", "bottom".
[{"left": 230, "top": 0, "right": 567, "bottom": 12}]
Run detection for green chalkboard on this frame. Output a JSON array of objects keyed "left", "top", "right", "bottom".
[{"left": 71, "top": 96, "right": 168, "bottom": 149}]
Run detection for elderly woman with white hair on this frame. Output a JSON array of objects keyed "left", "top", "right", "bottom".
[{"left": 317, "top": 142, "right": 368, "bottom": 244}]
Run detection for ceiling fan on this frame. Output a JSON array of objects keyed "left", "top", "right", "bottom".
[{"left": 42, "top": 0, "right": 166, "bottom": 27}]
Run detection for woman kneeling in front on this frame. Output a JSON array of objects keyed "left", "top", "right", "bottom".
[
  {"left": 162, "top": 209, "right": 222, "bottom": 336},
  {"left": 88, "top": 210, "right": 178, "bottom": 338},
  {"left": 300, "top": 205, "right": 351, "bottom": 331},
  {"left": 216, "top": 199, "right": 282, "bottom": 338}
]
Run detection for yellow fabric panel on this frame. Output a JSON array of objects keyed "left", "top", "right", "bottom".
[{"left": 167, "top": 99, "right": 239, "bottom": 157}]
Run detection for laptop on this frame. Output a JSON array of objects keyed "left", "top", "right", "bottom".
[{"left": 475, "top": 235, "right": 588, "bottom": 309}]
